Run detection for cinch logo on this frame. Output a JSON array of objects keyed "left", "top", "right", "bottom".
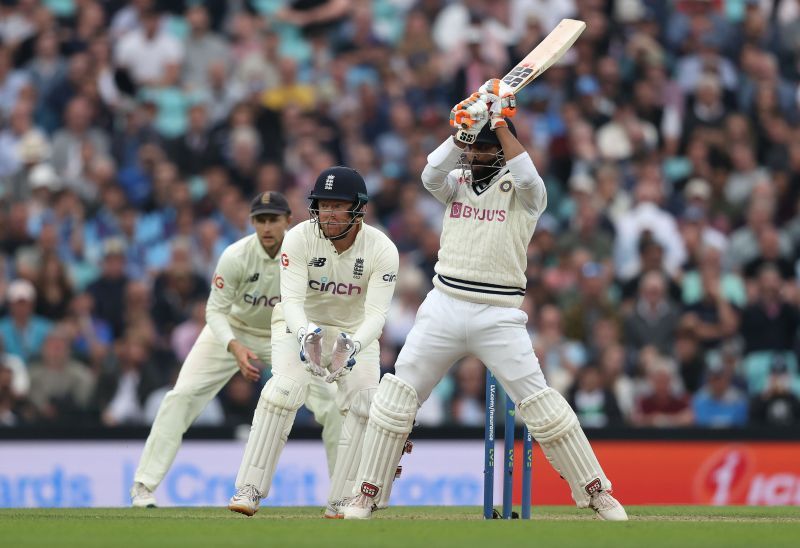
[
  {"left": 382, "top": 273, "right": 397, "bottom": 282},
  {"left": 308, "top": 257, "right": 327, "bottom": 267},
  {"left": 308, "top": 278, "right": 362, "bottom": 295},
  {"left": 244, "top": 294, "right": 280, "bottom": 307},
  {"left": 449, "top": 202, "right": 506, "bottom": 222}
]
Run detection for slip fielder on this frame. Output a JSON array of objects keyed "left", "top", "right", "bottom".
[
  {"left": 342, "top": 83, "right": 627, "bottom": 520},
  {"left": 130, "top": 192, "right": 341, "bottom": 507}
]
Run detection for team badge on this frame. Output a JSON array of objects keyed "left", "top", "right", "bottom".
[
  {"left": 353, "top": 258, "right": 364, "bottom": 279},
  {"left": 500, "top": 180, "right": 512, "bottom": 192}
]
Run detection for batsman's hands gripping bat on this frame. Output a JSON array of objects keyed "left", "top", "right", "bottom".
[
  {"left": 326, "top": 333, "right": 359, "bottom": 383},
  {"left": 450, "top": 93, "right": 489, "bottom": 144},
  {"left": 478, "top": 78, "right": 517, "bottom": 130},
  {"left": 298, "top": 322, "right": 326, "bottom": 377}
]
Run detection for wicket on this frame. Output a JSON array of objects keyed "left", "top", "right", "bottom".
[{"left": 483, "top": 370, "right": 533, "bottom": 519}]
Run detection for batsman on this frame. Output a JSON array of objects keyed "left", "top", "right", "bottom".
[{"left": 342, "top": 82, "right": 627, "bottom": 520}]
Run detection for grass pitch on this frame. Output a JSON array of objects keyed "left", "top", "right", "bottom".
[{"left": 1, "top": 506, "right": 799, "bottom": 548}]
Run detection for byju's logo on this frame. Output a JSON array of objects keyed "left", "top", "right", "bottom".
[
  {"left": 308, "top": 277, "right": 362, "bottom": 295},
  {"left": 308, "top": 257, "right": 327, "bottom": 267},
  {"left": 449, "top": 202, "right": 506, "bottom": 222},
  {"left": 325, "top": 174, "right": 335, "bottom": 190}
]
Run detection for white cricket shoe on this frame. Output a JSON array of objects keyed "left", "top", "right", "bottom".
[
  {"left": 590, "top": 491, "right": 628, "bottom": 521},
  {"left": 228, "top": 484, "right": 261, "bottom": 517},
  {"left": 341, "top": 494, "right": 376, "bottom": 520},
  {"left": 323, "top": 499, "right": 344, "bottom": 519},
  {"left": 130, "top": 482, "right": 157, "bottom": 508}
]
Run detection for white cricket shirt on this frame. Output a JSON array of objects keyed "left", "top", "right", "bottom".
[
  {"left": 275, "top": 220, "right": 399, "bottom": 348},
  {"left": 206, "top": 233, "right": 281, "bottom": 349},
  {"left": 422, "top": 136, "right": 547, "bottom": 308}
]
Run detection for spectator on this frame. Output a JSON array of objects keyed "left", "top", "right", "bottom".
[
  {"left": 181, "top": 3, "right": 229, "bottom": 91},
  {"left": 692, "top": 354, "right": 749, "bottom": 428},
  {"left": 0, "top": 279, "right": 53, "bottom": 362},
  {"left": 750, "top": 356, "right": 800, "bottom": 425},
  {"left": 622, "top": 271, "right": 681, "bottom": 355},
  {"left": 740, "top": 264, "right": 799, "bottom": 355},
  {"left": 114, "top": 7, "right": 184, "bottom": 87},
  {"left": 534, "top": 303, "right": 587, "bottom": 395},
  {"left": 27, "top": 327, "right": 95, "bottom": 424},
  {"left": 50, "top": 96, "right": 110, "bottom": 188},
  {"left": 87, "top": 239, "right": 130, "bottom": 337},
  {"left": 33, "top": 254, "right": 74, "bottom": 321},
  {"left": 563, "top": 261, "right": 619, "bottom": 343},
  {"left": 450, "top": 357, "right": 487, "bottom": 427},
  {"left": 567, "top": 365, "right": 623, "bottom": 428},
  {"left": 0, "top": 364, "right": 21, "bottom": 426},
  {"left": 632, "top": 358, "right": 694, "bottom": 427}
]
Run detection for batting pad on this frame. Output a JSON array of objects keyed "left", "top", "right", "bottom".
[
  {"left": 353, "top": 374, "right": 418, "bottom": 506},
  {"left": 327, "top": 388, "right": 374, "bottom": 504},
  {"left": 518, "top": 387, "right": 611, "bottom": 507},
  {"left": 235, "top": 375, "right": 307, "bottom": 497}
]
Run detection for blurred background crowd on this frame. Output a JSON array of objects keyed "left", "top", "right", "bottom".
[{"left": 0, "top": 0, "right": 799, "bottom": 431}]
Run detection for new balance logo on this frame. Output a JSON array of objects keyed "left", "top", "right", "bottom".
[
  {"left": 308, "top": 257, "right": 327, "bottom": 267},
  {"left": 249, "top": 273, "right": 260, "bottom": 282}
]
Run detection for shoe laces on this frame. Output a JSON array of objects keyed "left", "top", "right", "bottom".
[
  {"left": 239, "top": 484, "right": 261, "bottom": 502},
  {"left": 590, "top": 491, "right": 617, "bottom": 511},
  {"left": 341, "top": 494, "right": 372, "bottom": 509}
]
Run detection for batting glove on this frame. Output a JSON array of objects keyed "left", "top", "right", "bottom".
[
  {"left": 450, "top": 93, "right": 489, "bottom": 144},
  {"left": 478, "top": 78, "right": 517, "bottom": 129},
  {"left": 325, "top": 333, "right": 359, "bottom": 384},
  {"left": 298, "top": 322, "right": 326, "bottom": 377}
]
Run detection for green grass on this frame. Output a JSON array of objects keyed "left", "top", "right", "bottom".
[{"left": 1, "top": 506, "right": 799, "bottom": 548}]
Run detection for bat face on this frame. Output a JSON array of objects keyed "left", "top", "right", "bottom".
[{"left": 501, "top": 19, "right": 587, "bottom": 94}]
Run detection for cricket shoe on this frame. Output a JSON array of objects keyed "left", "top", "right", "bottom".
[
  {"left": 130, "top": 482, "right": 157, "bottom": 508},
  {"left": 589, "top": 491, "right": 628, "bottom": 521},
  {"left": 323, "top": 499, "right": 344, "bottom": 519},
  {"left": 341, "top": 494, "right": 378, "bottom": 520},
  {"left": 228, "top": 484, "right": 261, "bottom": 517}
]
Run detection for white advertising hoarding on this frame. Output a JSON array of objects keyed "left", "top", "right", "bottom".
[{"left": 0, "top": 440, "right": 488, "bottom": 508}]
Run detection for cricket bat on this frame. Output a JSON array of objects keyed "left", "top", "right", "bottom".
[{"left": 501, "top": 18, "right": 587, "bottom": 93}]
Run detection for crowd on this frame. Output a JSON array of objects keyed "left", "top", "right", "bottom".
[{"left": 1, "top": 0, "right": 799, "bottom": 430}]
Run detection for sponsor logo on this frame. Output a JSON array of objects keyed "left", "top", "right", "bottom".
[
  {"left": 500, "top": 180, "right": 512, "bottom": 192},
  {"left": 585, "top": 478, "right": 602, "bottom": 495},
  {"left": 449, "top": 202, "right": 506, "bottom": 222},
  {"left": 353, "top": 258, "right": 364, "bottom": 279},
  {"left": 213, "top": 274, "right": 224, "bottom": 289},
  {"left": 281, "top": 253, "right": 289, "bottom": 267},
  {"left": 324, "top": 174, "right": 335, "bottom": 190},
  {"left": 308, "top": 257, "right": 327, "bottom": 267},
  {"left": 248, "top": 273, "right": 260, "bottom": 282},
  {"left": 382, "top": 273, "right": 397, "bottom": 282},
  {"left": 503, "top": 66, "right": 534, "bottom": 88},
  {"left": 308, "top": 278, "right": 363, "bottom": 296},
  {"left": 243, "top": 294, "right": 280, "bottom": 307},
  {"left": 360, "top": 482, "right": 379, "bottom": 498}
]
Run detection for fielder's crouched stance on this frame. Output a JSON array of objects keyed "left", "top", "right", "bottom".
[
  {"left": 343, "top": 83, "right": 627, "bottom": 520},
  {"left": 130, "top": 192, "right": 341, "bottom": 508},
  {"left": 228, "top": 167, "right": 399, "bottom": 518}
]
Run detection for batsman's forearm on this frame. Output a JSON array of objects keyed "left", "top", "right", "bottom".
[
  {"left": 506, "top": 152, "right": 546, "bottom": 213},
  {"left": 422, "top": 138, "right": 462, "bottom": 203}
]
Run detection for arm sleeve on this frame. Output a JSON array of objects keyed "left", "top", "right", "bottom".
[
  {"left": 506, "top": 152, "right": 547, "bottom": 214},
  {"left": 352, "top": 241, "right": 400, "bottom": 349},
  {"left": 421, "top": 137, "right": 463, "bottom": 204},
  {"left": 205, "top": 248, "right": 242, "bottom": 350},
  {"left": 279, "top": 227, "right": 310, "bottom": 337}
]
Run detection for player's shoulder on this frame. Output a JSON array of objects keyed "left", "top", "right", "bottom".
[
  {"left": 221, "top": 233, "right": 257, "bottom": 259},
  {"left": 362, "top": 223, "right": 398, "bottom": 252},
  {"left": 285, "top": 220, "right": 314, "bottom": 239}
]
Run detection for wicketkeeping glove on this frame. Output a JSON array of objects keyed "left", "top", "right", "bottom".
[
  {"left": 298, "top": 322, "right": 326, "bottom": 377},
  {"left": 450, "top": 92, "right": 489, "bottom": 144},
  {"left": 478, "top": 78, "right": 517, "bottom": 129},
  {"left": 325, "top": 333, "right": 360, "bottom": 383}
]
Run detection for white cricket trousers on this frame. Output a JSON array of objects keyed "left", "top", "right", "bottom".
[
  {"left": 395, "top": 288, "right": 548, "bottom": 404},
  {"left": 134, "top": 325, "right": 340, "bottom": 491}
]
